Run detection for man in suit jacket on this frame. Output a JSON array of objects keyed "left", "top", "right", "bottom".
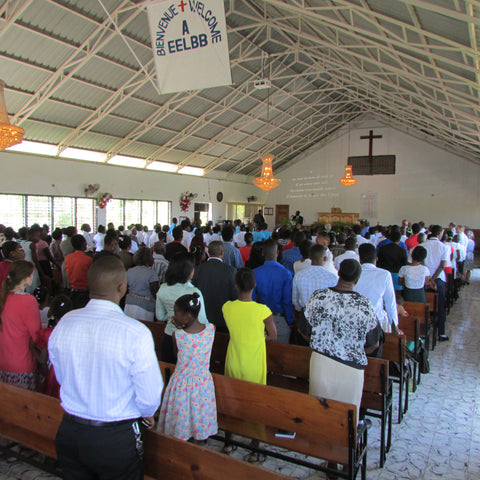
[{"left": 192, "top": 241, "right": 238, "bottom": 333}]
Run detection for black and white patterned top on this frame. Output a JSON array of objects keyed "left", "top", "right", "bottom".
[{"left": 305, "top": 288, "right": 379, "bottom": 367}]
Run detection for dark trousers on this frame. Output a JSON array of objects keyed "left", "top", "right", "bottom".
[
  {"left": 160, "top": 333, "right": 177, "bottom": 363},
  {"left": 55, "top": 416, "right": 143, "bottom": 480},
  {"left": 435, "top": 278, "right": 446, "bottom": 336}
]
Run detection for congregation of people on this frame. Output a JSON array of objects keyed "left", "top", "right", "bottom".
[{"left": 0, "top": 213, "right": 475, "bottom": 478}]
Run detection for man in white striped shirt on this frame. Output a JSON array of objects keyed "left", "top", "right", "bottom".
[{"left": 49, "top": 256, "right": 163, "bottom": 480}]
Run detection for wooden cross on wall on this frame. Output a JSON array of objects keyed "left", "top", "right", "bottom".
[{"left": 360, "top": 130, "right": 382, "bottom": 175}]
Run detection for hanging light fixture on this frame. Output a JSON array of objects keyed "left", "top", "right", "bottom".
[
  {"left": 340, "top": 122, "right": 356, "bottom": 186},
  {"left": 339, "top": 165, "right": 357, "bottom": 186},
  {"left": 253, "top": 54, "right": 281, "bottom": 192},
  {"left": 0, "top": 80, "right": 24, "bottom": 151},
  {"left": 253, "top": 153, "right": 281, "bottom": 191}
]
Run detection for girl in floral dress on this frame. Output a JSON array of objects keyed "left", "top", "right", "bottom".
[{"left": 157, "top": 292, "right": 217, "bottom": 443}]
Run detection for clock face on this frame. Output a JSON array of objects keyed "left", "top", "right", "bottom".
[{"left": 217, "top": 192, "right": 223, "bottom": 202}]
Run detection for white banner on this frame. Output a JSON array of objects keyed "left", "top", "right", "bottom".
[{"left": 147, "top": 0, "right": 232, "bottom": 94}]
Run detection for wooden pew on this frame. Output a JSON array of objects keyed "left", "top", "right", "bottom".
[
  {"left": 425, "top": 292, "right": 439, "bottom": 350},
  {"left": 265, "top": 344, "right": 391, "bottom": 468},
  {"left": 397, "top": 314, "right": 421, "bottom": 390},
  {"left": 361, "top": 358, "right": 392, "bottom": 467},
  {"left": 140, "top": 321, "right": 166, "bottom": 359},
  {"left": 159, "top": 362, "right": 368, "bottom": 480},
  {"left": 209, "top": 333, "right": 392, "bottom": 466},
  {"left": 381, "top": 333, "right": 409, "bottom": 423},
  {"left": 0, "top": 382, "right": 287, "bottom": 480},
  {"left": 403, "top": 301, "right": 431, "bottom": 354}
]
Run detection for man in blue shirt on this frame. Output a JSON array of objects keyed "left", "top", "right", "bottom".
[
  {"left": 282, "top": 230, "right": 305, "bottom": 276},
  {"left": 169, "top": 217, "right": 177, "bottom": 234},
  {"left": 253, "top": 239, "right": 293, "bottom": 343},
  {"left": 221, "top": 224, "right": 243, "bottom": 269}
]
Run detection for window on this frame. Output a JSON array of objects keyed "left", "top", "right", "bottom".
[
  {"left": 141, "top": 201, "right": 156, "bottom": 229},
  {"left": 0, "top": 194, "right": 170, "bottom": 231},
  {"left": 125, "top": 200, "right": 141, "bottom": 227},
  {"left": 53, "top": 197, "right": 75, "bottom": 229},
  {"left": 106, "top": 199, "right": 124, "bottom": 229},
  {"left": 348, "top": 155, "right": 396, "bottom": 175},
  {"left": 157, "top": 201, "right": 170, "bottom": 227},
  {"left": 0, "top": 195, "right": 25, "bottom": 230},
  {"left": 26, "top": 196, "right": 52, "bottom": 227},
  {"left": 76, "top": 198, "right": 96, "bottom": 231}
]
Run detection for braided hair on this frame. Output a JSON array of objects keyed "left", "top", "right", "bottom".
[{"left": 174, "top": 292, "right": 201, "bottom": 318}]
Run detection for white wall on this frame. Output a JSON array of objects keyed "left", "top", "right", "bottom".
[
  {"left": 0, "top": 151, "right": 262, "bottom": 224},
  {"left": 2, "top": 121, "right": 480, "bottom": 228},
  {"left": 265, "top": 122, "right": 480, "bottom": 227}
]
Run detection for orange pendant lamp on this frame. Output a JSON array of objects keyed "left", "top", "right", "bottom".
[
  {"left": 253, "top": 53, "right": 281, "bottom": 192},
  {"left": 0, "top": 80, "right": 24, "bottom": 151},
  {"left": 253, "top": 152, "right": 281, "bottom": 192},
  {"left": 339, "top": 164, "right": 357, "bottom": 186}
]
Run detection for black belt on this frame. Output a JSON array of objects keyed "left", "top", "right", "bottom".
[{"left": 64, "top": 412, "right": 137, "bottom": 427}]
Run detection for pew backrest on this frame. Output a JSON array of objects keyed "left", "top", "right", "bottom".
[
  {"left": 140, "top": 320, "right": 166, "bottom": 359},
  {"left": 159, "top": 361, "right": 357, "bottom": 466},
  {"left": 363, "top": 357, "right": 389, "bottom": 397},
  {"left": 0, "top": 382, "right": 288, "bottom": 480},
  {"left": 382, "top": 333, "right": 407, "bottom": 364}
]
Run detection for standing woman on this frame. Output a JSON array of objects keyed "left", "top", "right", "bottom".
[
  {"left": 124, "top": 247, "right": 159, "bottom": 322},
  {"left": 305, "top": 259, "right": 380, "bottom": 417},
  {"left": 0, "top": 260, "right": 41, "bottom": 390},
  {"left": 156, "top": 253, "right": 208, "bottom": 363}
]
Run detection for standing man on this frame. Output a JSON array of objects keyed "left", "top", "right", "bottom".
[
  {"left": 334, "top": 236, "right": 359, "bottom": 271},
  {"left": 64, "top": 234, "right": 93, "bottom": 309},
  {"left": 291, "top": 210, "right": 304, "bottom": 225},
  {"left": 253, "top": 209, "right": 265, "bottom": 228},
  {"left": 423, "top": 225, "right": 451, "bottom": 341},
  {"left": 253, "top": 239, "right": 293, "bottom": 343},
  {"left": 80, "top": 224, "right": 95, "bottom": 252},
  {"left": 292, "top": 245, "right": 338, "bottom": 345},
  {"left": 221, "top": 225, "right": 244, "bottom": 269},
  {"left": 192, "top": 241, "right": 238, "bottom": 333},
  {"left": 354, "top": 243, "right": 400, "bottom": 335},
  {"left": 282, "top": 231, "right": 306, "bottom": 276},
  {"left": 93, "top": 230, "right": 119, "bottom": 262},
  {"left": 49, "top": 256, "right": 163, "bottom": 480}
]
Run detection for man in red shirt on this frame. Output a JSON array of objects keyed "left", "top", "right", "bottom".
[
  {"left": 65, "top": 235, "right": 93, "bottom": 309},
  {"left": 405, "top": 223, "right": 420, "bottom": 251}
]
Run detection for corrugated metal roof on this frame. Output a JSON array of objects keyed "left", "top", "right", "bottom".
[{"left": 1, "top": 0, "right": 479, "bottom": 178}]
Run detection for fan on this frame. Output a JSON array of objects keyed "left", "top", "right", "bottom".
[{"left": 85, "top": 184, "right": 100, "bottom": 196}]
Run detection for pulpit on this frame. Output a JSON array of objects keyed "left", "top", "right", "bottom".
[{"left": 317, "top": 208, "right": 359, "bottom": 225}]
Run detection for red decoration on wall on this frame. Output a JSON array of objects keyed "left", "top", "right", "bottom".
[{"left": 97, "top": 193, "right": 113, "bottom": 209}]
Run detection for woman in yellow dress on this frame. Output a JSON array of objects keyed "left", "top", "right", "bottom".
[{"left": 222, "top": 267, "right": 276, "bottom": 461}]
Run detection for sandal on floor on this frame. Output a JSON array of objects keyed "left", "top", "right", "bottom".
[
  {"left": 222, "top": 444, "right": 237, "bottom": 454},
  {"left": 247, "top": 452, "right": 266, "bottom": 463}
]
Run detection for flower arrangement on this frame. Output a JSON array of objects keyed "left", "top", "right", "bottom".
[
  {"left": 97, "top": 193, "right": 113, "bottom": 209},
  {"left": 180, "top": 191, "right": 194, "bottom": 212}
]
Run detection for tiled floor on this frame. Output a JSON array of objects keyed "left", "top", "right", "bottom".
[{"left": 0, "top": 271, "right": 479, "bottom": 479}]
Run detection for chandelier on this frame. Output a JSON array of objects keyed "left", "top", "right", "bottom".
[
  {"left": 0, "top": 80, "right": 24, "bottom": 151},
  {"left": 253, "top": 53, "right": 281, "bottom": 192},
  {"left": 253, "top": 153, "right": 281, "bottom": 191},
  {"left": 339, "top": 165, "right": 357, "bottom": 186}
]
